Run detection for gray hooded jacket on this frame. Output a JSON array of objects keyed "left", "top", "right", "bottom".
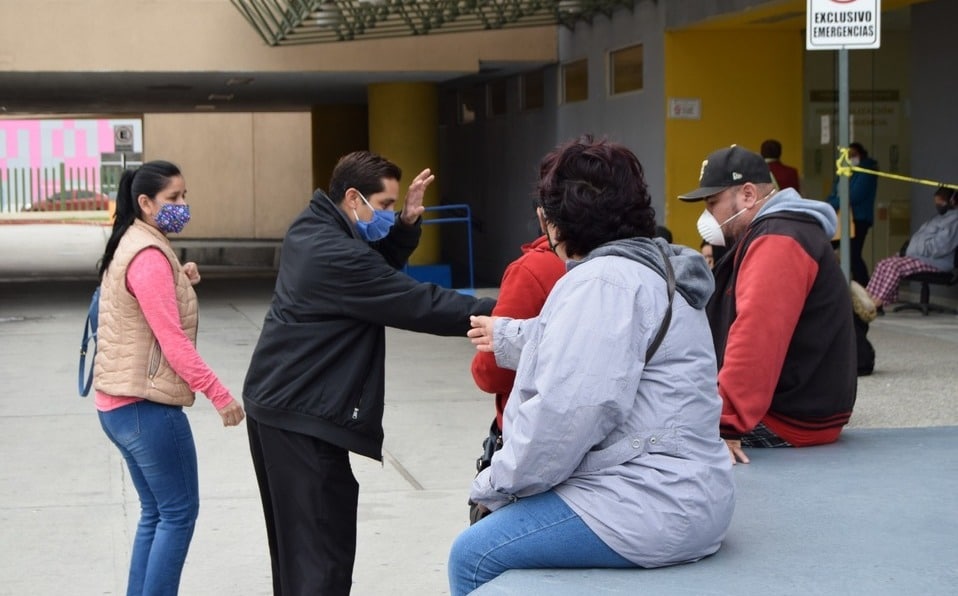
[{"left": 472, "top": 237, "right": 735, "bottom": 567}]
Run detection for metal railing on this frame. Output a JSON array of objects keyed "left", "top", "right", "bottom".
[
  {"left": 0, "top": 165, "right": 122, "bottom": 214},
  {"left": 410, "top": 203, "right": 476, "bottom": 292}
]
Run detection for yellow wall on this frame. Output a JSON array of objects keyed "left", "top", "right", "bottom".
[
  {"left": 664, "top": 30, "right": 804, "bottom": 247},
  {"left": 368, "top": 83, "right": 440, "bottom": 264},
  {"left": 144, "top": 112, "right": 311, "bottom": 239}
]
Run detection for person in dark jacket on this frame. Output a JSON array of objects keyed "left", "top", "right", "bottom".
[
  {"left": 827, "top": 141, "right": 879, "bottom": 285},
  {"left": 681, "top": 145, "right": 857, "bottom": 464},
  {"left": 243, "top": 151, "right": 495, "bottom": 596}
]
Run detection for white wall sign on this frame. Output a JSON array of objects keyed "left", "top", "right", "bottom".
[
  {"left": 668, "top": 98, "right": 701, "bottom": 120},
  {"left": 806, "top": 0, "right": 881, "bottom": 50}
]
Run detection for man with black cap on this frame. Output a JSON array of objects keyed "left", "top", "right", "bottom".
[{"left": 679, "top": 145, "right": 857, "bottom": 464}]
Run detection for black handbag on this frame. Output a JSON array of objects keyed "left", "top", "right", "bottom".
[
  {"left": 475, "top": 418, "right": 503, "bottom": 474},
  {"left": 468, "top": 418, "right": 503, "bottom": 524}
]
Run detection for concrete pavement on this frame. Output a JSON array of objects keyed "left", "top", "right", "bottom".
[{"left": 1, "top": 275, "right": 957, "bottom": 595}]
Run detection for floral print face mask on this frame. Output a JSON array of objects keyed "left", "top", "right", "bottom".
[{"left": 154, "top": 203, "right": 191, "bottom": 234}]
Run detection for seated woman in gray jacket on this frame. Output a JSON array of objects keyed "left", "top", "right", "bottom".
[
  {"left": 851, "top": 186, "right": 958, "bottom": 321},
  {"left": 448, "top": 136, "right": 735, "bottom": 595}
]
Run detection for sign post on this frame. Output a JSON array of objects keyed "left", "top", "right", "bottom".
[{"left": 806, "top": 0, "right": 881, "bottom": 282}]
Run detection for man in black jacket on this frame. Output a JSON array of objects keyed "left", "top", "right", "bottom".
[{"left": 243, "top": 151, "right": 495, "bottom": 595}]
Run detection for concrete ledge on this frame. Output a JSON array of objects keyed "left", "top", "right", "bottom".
[
  {"left": 171, "top": 238, "right": 282, "bottom": 271},
  {"left": 473, "top": 426, "right": 958, "bottom": 595}
]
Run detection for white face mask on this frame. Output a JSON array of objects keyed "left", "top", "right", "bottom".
[
  {"left": 697, "top": 189, "right": 777, "bottom": 247},
  {"left": 849, "top": 157, "right": 860, "bottom": 167},
  {"left": 697, "top": 209, "right": 738, "bottom": 248}
]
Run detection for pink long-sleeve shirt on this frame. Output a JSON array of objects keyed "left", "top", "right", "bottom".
[{"left": 95, "top": 248, "right": 234, "bottom": 412}]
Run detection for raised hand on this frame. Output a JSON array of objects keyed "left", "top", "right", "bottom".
[{"left": 400, "top": 168, "right": 435, "bottom": 226}]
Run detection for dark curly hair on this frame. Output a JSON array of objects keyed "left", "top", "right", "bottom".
[{"left": 536, "top": 135, "right": 656, "bottom": 257}]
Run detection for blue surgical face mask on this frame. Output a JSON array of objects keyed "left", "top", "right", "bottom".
[
  {"left": 154, "top": 203, "right": 191, "bottom": 234},
  {"left": 353, "top": 192, "right": 395, "bottom": 242}
]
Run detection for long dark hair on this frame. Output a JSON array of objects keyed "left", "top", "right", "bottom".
[{"left": 97, "top": 160, "right": 182, "bottom": 280}]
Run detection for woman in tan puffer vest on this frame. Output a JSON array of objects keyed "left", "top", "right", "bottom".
[{"left": 93, "top": 160, "right": 244, "bottom": 596}]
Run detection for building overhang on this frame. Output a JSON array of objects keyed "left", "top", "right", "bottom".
[{"left": 231, "top": 0, "right": 636, "bottom": 45}]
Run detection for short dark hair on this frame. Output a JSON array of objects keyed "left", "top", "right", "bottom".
[
  {"left": 536, "top": 135, "right": 656, "bottom": 257},
  {"left": 328, "top": 151, "right": 402, "bottom": 203},
  {"left": 760, "top": 139, "right": 782, "bottom": 160},
  {"left": 849, "top": 142, "right": 868, "bottom": 157}
]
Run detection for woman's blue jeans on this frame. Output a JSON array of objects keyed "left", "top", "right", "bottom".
[
  {"left": 98, "top": 401, "right": 199, "bottom": 596},
  {"left": 448, "top": 490, "right": 635, "bottom": 595}
]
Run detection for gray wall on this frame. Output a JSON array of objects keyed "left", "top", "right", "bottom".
[
  {"left": 910, "top": 0, "right": 958, "bottom": 227},
  {"left": 438, "top": 71, "right": 559, "bottom": 286},
  {"left": 438, "top": 0, "right": 669, "bottom": 285},
  {"left": 557, "top": 0, "right": 667, "bottom": 229}
]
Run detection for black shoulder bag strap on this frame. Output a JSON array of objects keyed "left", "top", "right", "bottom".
[{"left": 645, "top": 244, "right": 676, "bottom": 363}]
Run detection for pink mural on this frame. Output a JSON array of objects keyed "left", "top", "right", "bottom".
[{"left": 0, "top": 118, "right": 140, "bottom": 204}]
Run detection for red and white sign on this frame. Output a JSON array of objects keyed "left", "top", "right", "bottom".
[{"left": 807, "top": 0, "right": 881, "bottom": 50}]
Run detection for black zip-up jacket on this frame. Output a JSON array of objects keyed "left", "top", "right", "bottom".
[{"left": 243, "top": 190, "right": 495, "bottom": 460}]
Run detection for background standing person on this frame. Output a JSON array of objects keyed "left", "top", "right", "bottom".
[
  {"left": 761, "top": 139, "right": 801, "bottom": 192},
  {"left": 681, "top": 145, "right": 857, "bottom": 464},
  {"left": 828, "top": 141, "right": 879, "bottom": 285},
  {"left": 242, "top": 151, "right": 494, "bottom": 596},
  {"left": 449, "top": 137, "right": 734, "bottom": 594},
  {"left": 94, "top": 160, "right": 245, "bottom": 596}
]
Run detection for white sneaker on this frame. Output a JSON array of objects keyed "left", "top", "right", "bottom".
[{"left": 850, "top": 281, "right": 877, "bottom": 323}]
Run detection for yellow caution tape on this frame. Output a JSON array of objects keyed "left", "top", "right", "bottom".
[{"left": 835, "top": 147, "right": 958, "bottom": 191}]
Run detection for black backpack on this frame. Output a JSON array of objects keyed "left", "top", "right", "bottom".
[
  {"left": 853, "top": 311, "right": 875, "bottom": 376},
  {"left": 78, "top": 286, "right": 101, "bottom": 397}
]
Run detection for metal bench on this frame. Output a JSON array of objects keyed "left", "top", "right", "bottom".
[{"left": 893, "top": 245, "right": 958, "bottom": 315}]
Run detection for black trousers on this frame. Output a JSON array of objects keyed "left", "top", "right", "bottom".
[
  {"left": 247, "top": 417, "right": 360, "bottom": 596},
  {"left": 850, "top": 219, "right": 872, "bottom": 287}
]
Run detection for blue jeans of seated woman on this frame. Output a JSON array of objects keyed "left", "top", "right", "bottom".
[
  {"left": 98, "top": 401, "right": 199, "bottom": 596},
  {"left": 448, "top": 490, "right": 635, "bottom": 595}
]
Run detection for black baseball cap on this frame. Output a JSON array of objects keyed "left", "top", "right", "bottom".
[{"left": 678, "top": 145, "right": 772, "bottom": 201}]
